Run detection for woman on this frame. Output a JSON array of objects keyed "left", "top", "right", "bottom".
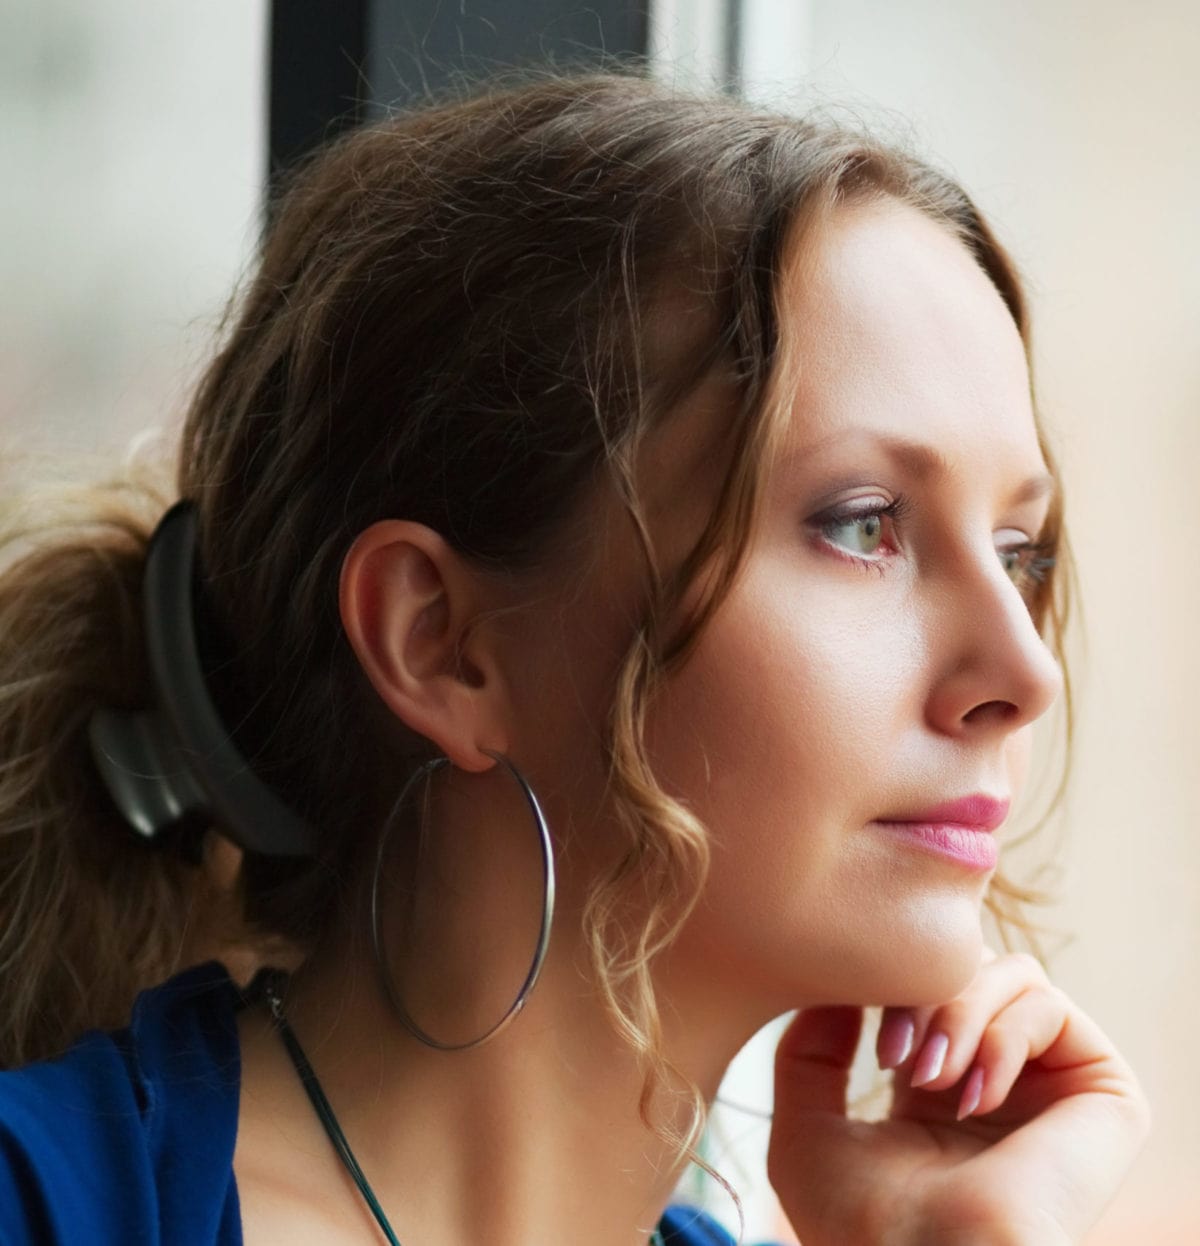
[{"left": 0, "top": 71, "right": 1148, "bottom": 1245}]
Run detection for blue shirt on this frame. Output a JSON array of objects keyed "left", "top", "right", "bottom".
[{"left": 0, "top": 961, "right": 742, "bottom": 1244}]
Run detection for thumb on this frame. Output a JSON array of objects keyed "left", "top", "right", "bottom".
[{"left": 773, "top": 1005, "right": 864, "bottom": 1119}]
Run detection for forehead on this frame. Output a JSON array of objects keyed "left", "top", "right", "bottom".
[{"left": 777, "top": 199, "right": 1042, "bottom": 472}]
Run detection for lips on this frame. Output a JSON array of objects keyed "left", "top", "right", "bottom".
[{"left": 876, "top": 794, "right": 1010, "bottom": 833}]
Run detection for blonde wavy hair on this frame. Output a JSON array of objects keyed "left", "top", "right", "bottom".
[{"left": 0, "top": 72, "right": 1074, "bottom": 1178}]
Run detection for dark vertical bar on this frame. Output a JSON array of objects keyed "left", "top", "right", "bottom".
[
  {"left": 723, "top": 0, "right": 743, "bottom": 97},
  {"left": 268, "top": 0, "right": 369, "bottom": 186}
]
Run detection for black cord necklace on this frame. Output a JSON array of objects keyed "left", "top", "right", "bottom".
[
  {"left": 262, "top": 971, "right": 401, "bottom": 1244},
  {"left": 260, "top": 970, "right": 668, "bottom": 1246}
]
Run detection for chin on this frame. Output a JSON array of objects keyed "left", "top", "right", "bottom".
[
  {"left": 683, "top": 892, "right": 990, "bottom": 1015},
  {"left": 798, "top": 898, "right": 986, "bottom": 1010},
  {"left": 874, "top": 911, "right": 985, "bottom": 1008}
]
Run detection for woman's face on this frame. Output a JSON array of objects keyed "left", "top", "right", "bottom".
[{"left": 633, "top": 198, "right": 1063, "bottom": 1015}]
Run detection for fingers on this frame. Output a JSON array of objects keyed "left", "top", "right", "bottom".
[
  {"left": 962, "top": 985, "right": 1068, "bottom": 1118},
  {"left": 876, "top": 951, "right": 1060, "bottom": 1117},
  {"left": 774, "top": 1005, "right": 865, "bottom": 1118},
  {"left": 772, "top": 958, "right": 1151, "bottom": 1246}
]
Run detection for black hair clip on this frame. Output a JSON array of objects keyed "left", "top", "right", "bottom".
[{"left": 87, "top": 500, "right": 317, "bottom": 861}]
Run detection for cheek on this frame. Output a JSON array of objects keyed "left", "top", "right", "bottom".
[
  {"left": 644, "top": 559, "right": 981, "bottom": 1008},
  {"left": 644, "top": 563, "right": 902, "bottom": 955},
  {"left": 646, "top": 555, "right": 921, "bottom": 836}
]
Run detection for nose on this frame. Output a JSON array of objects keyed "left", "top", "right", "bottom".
[{"left": 924, "top": 556, "right": 1065, "bottom": 737}]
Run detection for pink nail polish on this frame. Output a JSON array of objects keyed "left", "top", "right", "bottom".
[
  {"left": 876, "top": 1013, "right": 915, "bottom": 1069},
  {"left": 910, "top": 1031, "right": 949, "bottom": 1087},
  {"left": 957, "top": 1065, "right": 985, "bottom": 1120}
]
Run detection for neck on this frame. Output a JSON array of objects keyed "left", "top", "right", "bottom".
[{"left": 235, "top": 927, "right": 769, "bottom": 1246}]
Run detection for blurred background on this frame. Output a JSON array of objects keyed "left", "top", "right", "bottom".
[{"left": 1, "top": 2, "right": 1196, "bottom": 1242}]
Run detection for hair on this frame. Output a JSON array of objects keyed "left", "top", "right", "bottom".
[{"left": 0, "top": 68, "right": 1074, "bottom": 1164}]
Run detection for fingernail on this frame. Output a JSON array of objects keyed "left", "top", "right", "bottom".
[
  {"left": 876, "top": 1012, "right": 915, "bottom": 1069},
  {"left": 956, "top": 1065, "right": 985, "bottom": 1120},
  {"left": 910, "top": 1031, "right": 949, "bottom": 1087}
]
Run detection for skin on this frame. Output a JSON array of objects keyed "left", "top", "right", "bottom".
[{"left": 230, "top": 200, "right": 1149, "bottom": 1246}]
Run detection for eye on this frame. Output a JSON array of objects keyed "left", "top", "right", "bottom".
[
  {"left": 814, "top": 495, "right": 911, "bottom": 562},
  {"left": 997, "top": 539, "right": 1057, "bottom": 597}
]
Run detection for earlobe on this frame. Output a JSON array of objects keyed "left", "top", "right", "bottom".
[{"left": 338, "top": 520, "right": 506, "bottom": 773}]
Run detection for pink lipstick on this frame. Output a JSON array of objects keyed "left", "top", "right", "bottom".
[{"left": 873, "top": 795, "right": 1009, "bottom": 871}]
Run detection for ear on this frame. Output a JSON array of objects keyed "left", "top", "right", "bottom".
[{"left": 338, "top": 520, "right": 510, "bottom": 773}]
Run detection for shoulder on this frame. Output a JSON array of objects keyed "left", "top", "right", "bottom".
[{"left": 0, "top": 960, "right": 245, "bottom": 1246}]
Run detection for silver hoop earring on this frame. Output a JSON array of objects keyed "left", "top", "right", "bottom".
[{"left": 369, "top": 748, "right": 556, "bottom": 1051}]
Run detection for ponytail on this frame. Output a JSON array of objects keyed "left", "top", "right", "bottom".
[{"left": 0, "top": 462, "right": 228, "bottom": 1067}]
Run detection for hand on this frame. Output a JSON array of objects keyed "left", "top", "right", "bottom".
[{"left": 766, "top": 948, "right": 1151, "bottom": 1246}]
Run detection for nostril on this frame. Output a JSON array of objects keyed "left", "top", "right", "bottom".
[{"left": 963, "top": 700, "right": 1018, "bottom": 725}]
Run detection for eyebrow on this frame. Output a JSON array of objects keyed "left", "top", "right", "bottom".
[{"left": 790, "top": 428, "right": 1057, "bottom": 506}]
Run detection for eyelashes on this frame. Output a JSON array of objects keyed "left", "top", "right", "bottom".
[
  {"left": 811, "top": 492, "right": 1057, "bottom": 596},
  {"left": 1001, "top": 541, "right": 1057, "bottom": 593}
]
